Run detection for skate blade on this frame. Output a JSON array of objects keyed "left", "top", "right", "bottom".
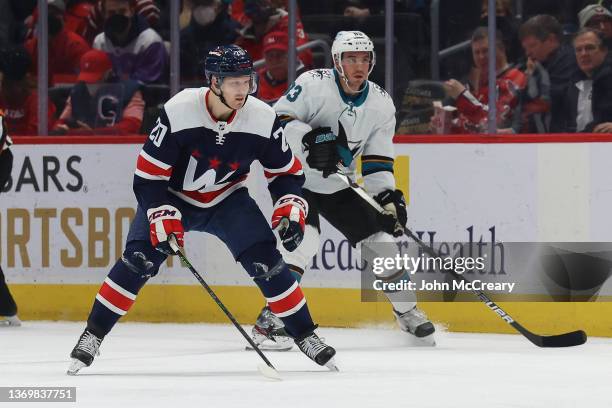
[
  {"left": 246, "top": 342, "right": 293, "bottom": 352},
  {"left": 0, "top": 315, "right": 21, "bottom": 327},
  {"left": 411, "top": 333, "right": 436, "bottom": 347},
  {"left": 257, "top": 364, "right": 282, "bottom": 380},
  {"left": 66, "top": 359, "right": 86, "bottom": 376},
  {"left": 324, "top": 358, "right": 339, "bottom": 372}
]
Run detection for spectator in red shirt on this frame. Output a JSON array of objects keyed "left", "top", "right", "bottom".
[
  {"left": 83, "top": 0, "right": 160, "bottom": 44},
  {"left": 438, "top": 27, "right": 527, "bottom": 134},
  {"left": 0, "top": 46, "right": 56, "bottom": 135},
  {"left": 52, "top": 49, "right": 145, "bottom": 135},
  {"left": 256, "top": 30, "right": 306, "bottom": 104},
  {"left": 24, "top": 0, "right": 90, "bottom": 85},
  {"left": 235, "top": 0, "right": 312, "bottom": 66},
  {"left": 64, "top": 0, "right": 96, "bottom": 38}
]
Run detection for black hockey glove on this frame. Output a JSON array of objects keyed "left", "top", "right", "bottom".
[
  {"left": 374, "top": 189, "right": 407, "bottom": 237},
  {"left": 301, "top": 127, "right": 341, "bottom": 178}
]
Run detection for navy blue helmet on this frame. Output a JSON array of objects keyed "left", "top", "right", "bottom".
[{"left": 204, "top": 45, "right": 254, "bottom": 83}]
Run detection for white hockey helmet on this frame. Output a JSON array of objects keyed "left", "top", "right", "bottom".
[{"left": 331, "top": 31, "right": 376, "bottom": 79}]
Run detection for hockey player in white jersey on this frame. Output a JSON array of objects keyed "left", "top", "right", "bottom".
[{"left": 251, "top": 31, "right": 436, "bottom": 350}]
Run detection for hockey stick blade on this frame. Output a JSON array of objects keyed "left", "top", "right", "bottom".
[
  {"left": 334, "top": 173, "right": 588, "bottom": 348},
  {"left": 168, "top": 236, "right": 282, "bottom": 378},
  {"left": 514, "top": 323, "right": 587, "bottom": 348}
]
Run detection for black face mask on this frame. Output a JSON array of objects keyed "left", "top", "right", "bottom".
[
  {"left": 48, "top": 15, "right": 63, "bottom": 36},
  {"left": 104, "top": 14, "right": 131, "bottom": 44}
]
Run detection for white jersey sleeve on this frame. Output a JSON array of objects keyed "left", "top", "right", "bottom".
[{"left": 361, "top": 97, "right": 397, "bottom": 196}]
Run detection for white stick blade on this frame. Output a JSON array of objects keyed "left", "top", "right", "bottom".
[{"left": 257, "top": 364, "right": 282, "bottom": 380}]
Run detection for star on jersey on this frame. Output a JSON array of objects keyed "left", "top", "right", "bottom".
[{"left": 208, "top": 157, "right": 221, "bottom": 169}]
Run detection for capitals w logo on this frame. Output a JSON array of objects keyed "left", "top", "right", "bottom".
[{"left": 182, "top": 156, "right": 236, "bottom": 191}]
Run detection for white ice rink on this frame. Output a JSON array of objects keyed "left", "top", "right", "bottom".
[{"left": 1, "top": 322, "right": 609, "bottom": 408}]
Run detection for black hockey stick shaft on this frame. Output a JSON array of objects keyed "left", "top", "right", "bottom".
[
  {"left": 335, "top": 173, "right": 586, "bottom": 347},
  {"left": 168, "top": 237, "right": 278, "bottom": 369},
  {"left": 401, "top": 228, "right": 586, "bottom": 347}
]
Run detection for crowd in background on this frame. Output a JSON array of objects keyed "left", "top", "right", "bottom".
[{"left": 0, "top": 0, "right": 611, "bottom": 135}]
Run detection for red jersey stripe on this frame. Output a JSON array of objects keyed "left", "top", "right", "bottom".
[
  {"left": 98, "top": 281, "right": 136, "bottom": 312},
  {"left": 267, "top": 284, "right": 305, "bottom": 315}
]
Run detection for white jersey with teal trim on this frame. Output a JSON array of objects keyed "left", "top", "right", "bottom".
[{"left": 273, "top": 68, "right": 396, "bottom": 196}]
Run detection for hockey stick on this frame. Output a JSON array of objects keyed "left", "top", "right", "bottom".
[
  {"left": 335, "top": 172, "right": 587, "bottom": 348},
  {"left": 168, "top": 236, "right": 281, "bottom": 380}
]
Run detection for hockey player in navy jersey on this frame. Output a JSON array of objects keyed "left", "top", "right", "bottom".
[
  {"left": 250, "top": 31, "right": 436, "bottom": 350},
  {"left": 67, "top": 45, "right": 336, "bottom": 374}
]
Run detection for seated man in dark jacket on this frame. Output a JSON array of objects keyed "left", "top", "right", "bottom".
[
  {"left": 563, "top": 28, "right": 612, "bottom": 133},
  {"left": 519, "top": 15, "right": 579, "bottom": 132}
]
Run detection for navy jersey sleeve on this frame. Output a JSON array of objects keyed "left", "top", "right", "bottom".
[
  {"left": 259, "top": 116, "right": 305, "bottom": 202},
  {"left": 133, "top": 108, "right": 181, "bottom": 210}
]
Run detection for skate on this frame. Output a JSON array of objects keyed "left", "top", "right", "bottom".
[
  {"left": 295, "top": 331, "right": 338, "bottom": 371},
  {"left": 248, "top": 306, "right": 294, "bottom": 351},
  {"left": 0, "top": 315, "right": 21, "bottom": 327},
  {"left": 67, "top": 329, "right": 103, "bottom": 375},
  {"left": 393, "top": 307, "right": 436, "bottom": 346}
]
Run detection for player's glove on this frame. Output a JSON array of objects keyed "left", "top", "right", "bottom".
[
  {"left": 374, "top": 189, "right": 407, "bottom": 237},
  {"left": 147, "top": 204, "right": 185, "bottom": 255},
  {"left": 301, "top": 127, "right": 341, "bottom": 178},
  {"left": 271, "top": 194, "right": 308, "bottom": 252}
]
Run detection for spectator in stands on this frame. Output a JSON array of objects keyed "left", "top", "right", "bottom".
[
  {"left": 342, "top": 0, "right": 415, "bottom": 16},
  {"left": 578, "top": 3, "right": 612, "bottom": 48},
  {"left": 83, "top": 0, "right": 160, "bottom": 44},
  {"left": 93, "top": 0, "right": 168, "bottom": 84},
  {"left": 0, "top": 0, "right": 36, "bottom": 48},
  {"left": 479, "top": 0, "right": 521, "bottom": 63},
  {"left": 439, "top": 27, "right": 527, "bottom": 133},
  {"left": 64, "top": 0, "right": 96, "bottom": 39},
  {"left": 562, "top": 28, "right": 612, "bottom": 132},
  {"left": 52, "top": 49, "right": 144, "bottom": 135},
  {"left": 256, "top": 30, "right": 306, "bottom": 104},
  {"left": 180, "top": 0, "right": 241, "bottom": 81},
  {"left": 0, "top": 46, "right": 56, "bottom": 135},
  {"left": 519, "top": 14, "right": 579, "bottom": 132},
  {"left": 24, "top": 0, "right": 91, "bottom": 85},
  {"left": 235, "top": 0, "right": 312, "bottom": 67}
]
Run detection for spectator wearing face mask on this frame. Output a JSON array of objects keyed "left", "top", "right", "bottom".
[
  {"left": 92, "top": 0, "right": 167, "bottom": 84},
  {"left": 180, "top": 0, "right": 241, "bottom": 81},
  {"left": 24, "top": 0, "right": 91, "bottom": 84},
  {"left": 234, "top": 0, "right": 312, "bottom": 67},
  {"left": 52, "top": 49, "right": 145, "bottom": 135},
  {"left": 82, "top": 0, "right": 160, "bottom": 44},
  {"left": 0, "top": 46, "right": 56, "bottom": 135}
]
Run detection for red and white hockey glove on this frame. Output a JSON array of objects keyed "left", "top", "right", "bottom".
[
  {"left": 147, "top": 204, "right": 184, "bottom": 255},
  {"left": 271, "top": 194, "right": 308, "bottom": 252}
]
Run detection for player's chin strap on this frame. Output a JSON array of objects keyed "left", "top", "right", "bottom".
[
  {"left": 338, "top": 73, "right": 368, "bottom": 95},
  {"left": 334, "top": 171, "right": 587, "bottom": 348},
  {"left": 211, "top": 85, "right": 241, "bottom": 111}
]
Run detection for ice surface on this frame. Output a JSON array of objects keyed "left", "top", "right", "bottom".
[{"left": 1, "top": 322, "right": 609, "bottom": 408}]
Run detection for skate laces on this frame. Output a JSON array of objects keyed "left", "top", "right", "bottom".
[
  {"left": 77, "top": 331, "right": 101, "bottom": 357},
  {"left": 297, "top": 333, "right": 327, "bottom": 360}
]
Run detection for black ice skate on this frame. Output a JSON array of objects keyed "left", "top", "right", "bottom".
[
  {"left": 249, "top": 306, "right": 294, "bottom": 351},
  {"left": 67, "top": 329, "right": 103, "bottom": 375},
  {"left": 393, "top": 307, "right": 436, "bottom": 346},
  {"left": 295, "top": 331, "right": 338, "bottom": 371}
]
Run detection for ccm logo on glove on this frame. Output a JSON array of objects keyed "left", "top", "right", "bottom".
[
  {"left": 272, "top": 194, "right": 309, "bottom": 252},
  {"left": 147, "top": 204, "right": 185, "bottom": 254}
]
